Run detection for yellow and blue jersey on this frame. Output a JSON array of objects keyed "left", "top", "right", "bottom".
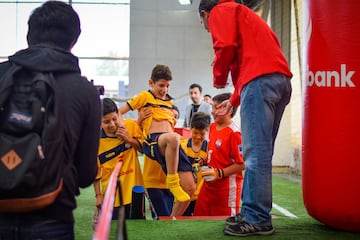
[
  {"left": 96, "top": 119, "right": 144, "bottom": 206},
  {"left": 126, "top": 90, "right": 174, "bottom": 137},
  {"left": 180, "top": 138, "right": 208, "bottom": 200}
]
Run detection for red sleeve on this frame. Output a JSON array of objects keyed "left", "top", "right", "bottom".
[{"left": 209, "top": 5, "right": 238, "bottom": 88}]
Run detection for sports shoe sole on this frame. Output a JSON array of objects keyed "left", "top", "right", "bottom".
[{"left": 223, "top": 225, "right": 275, "bottom": 236}]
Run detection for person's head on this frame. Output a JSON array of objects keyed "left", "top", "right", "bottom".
[
  {"left": 212, "top": 93, "right": 238, "bottom": 122},
  {"left": 189, "top": 83, "right": 203, "bottom": 105},
  {"left": 171, "top": 105, "right": 180, "bottom": 125},
  {"left": 101, "top": 98, "right": 120, "bottom": 137},
  {"left": 27, "top": 1, "right": 81, "bottom": 50},
  {"left": 190, "top": 112, "right": 211, "bottom": 145},
  {"left": 204, "top": 94, "right": 213, "bottom": 105},
  {"left": 198, "top": 0, "right": 219, "bottom": 32},
  {"left": 149, "top": 64, "right": 173, "bottom": 99}
]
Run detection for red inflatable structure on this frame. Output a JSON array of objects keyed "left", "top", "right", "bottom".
[{"left": 302, "top": 0, "right": 360, "bottom": 232}]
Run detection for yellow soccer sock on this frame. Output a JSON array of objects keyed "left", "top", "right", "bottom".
[{"left": 166, "top": 173, "right": 190, "bottom": 202}]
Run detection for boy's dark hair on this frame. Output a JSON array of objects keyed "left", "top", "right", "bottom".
[
  {"left": 102, "top": 98, "right": 118, "bottom": 116},
  {"left": 204, "top": 94, "right": 211, "bottom": 98},
  {"left": 213, "top": 92, "right": 238, "bottom": 118},
  {"left": 189, "top": 83, "right": 203, "bottom": 93},
  {"left": 172, "top": 105, "right": 180, "bottom": 118},
  {"left": 151, "top": 64, "right": 172, "bottom": 82},
  {"left": 190, "top": 112, "right": 211, "bottom": 130},
  {"left": 27, "top": 1, "right": 81, "bottom": 50}
]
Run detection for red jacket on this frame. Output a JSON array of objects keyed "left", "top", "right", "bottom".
[{"left": 209, "top": 0, "right": 292, "bottom": 106}]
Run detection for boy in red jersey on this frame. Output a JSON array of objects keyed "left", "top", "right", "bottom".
[{"left": 194, "top": 93, "right": 245, "bottom": 217}]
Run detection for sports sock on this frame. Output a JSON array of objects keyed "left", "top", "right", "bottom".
[{"left": 166, "top": 173, "right": 190, "bottom": 202}]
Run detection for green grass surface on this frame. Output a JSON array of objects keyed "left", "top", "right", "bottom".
[{"left": 74, "top": 175, "right": 360, "bottom": 239}]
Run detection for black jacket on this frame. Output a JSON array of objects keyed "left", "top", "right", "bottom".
[{"left": 0, "top": 44, "right": 101, "bottom": 223}]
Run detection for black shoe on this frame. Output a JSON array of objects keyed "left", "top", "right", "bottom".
[
  {"left": 224, "top": 221, "right": 275, "bottom": 236},
  {"left": 225, "top": 213, "right": 243, "bottom": 226}
]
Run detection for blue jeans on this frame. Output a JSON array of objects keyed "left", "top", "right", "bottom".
[
  {"left": 0, "top": 217, "right": 74, "bottom": 240},
  {"left": 240, "top": 73, "right": 292, "bottom": 226}
]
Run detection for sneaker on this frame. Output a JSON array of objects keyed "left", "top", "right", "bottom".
[
  {"left": 225, "top": 213, "right": 243, "bottom": 226},
  {"left": 223, "top": 221, "right": 275, "bottom": 236}
]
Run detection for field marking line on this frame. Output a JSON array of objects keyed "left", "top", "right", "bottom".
[{"left": 273, "top": 203, "right": 298, "bottom": 218}]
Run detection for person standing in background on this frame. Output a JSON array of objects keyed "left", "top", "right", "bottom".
[
  {"left": 198, "top": 0, "right": 292, "bottom": 236},
  {"left": 183, "top": 83, "right": 213, "bottom": 128},
  {"left": 204, "top": 94, "right": 213, "bottom": 105}
]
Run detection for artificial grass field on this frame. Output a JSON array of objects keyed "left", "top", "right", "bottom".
[{"left": 74, "top": 175, "right": 360, "bottom": 239}]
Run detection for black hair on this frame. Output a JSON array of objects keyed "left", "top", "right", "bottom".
[
  {"left": 27, "top": 1, "right": 81, "bottom": 50},
  {"left": 198, "top": 0, "right": 219, "bottom": 16},
  {"left": 172, "top": 105, "right": 180, "bottom": 118},
  {"left": 102, "top": 98, "right": 118, "bottom": 116},
  {"left": 189, "top": 83, "right": 203, "bottom": 93},
  {"left": 190, "top": 112, "right": 211, "bottom": 130},
  {"left": 212, "top": 92, "right": 238, "bottom": 118},
  {"left": 151, "top": 64, "right": 172, "bottom": 82}
]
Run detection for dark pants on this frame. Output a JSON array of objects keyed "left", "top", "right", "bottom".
[{"left": 0, "top": 217, "right": 74, "bottom": 240}]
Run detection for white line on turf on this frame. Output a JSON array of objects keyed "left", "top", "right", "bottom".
[{"left": 273, "top": 203, "right": 298, "bottom": 218}]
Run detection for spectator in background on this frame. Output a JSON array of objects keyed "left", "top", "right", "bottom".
[
  {"left": 204, "top": 94, "right": 213, "bottom": 105},
  {"left": 183, "top": 83, "right": 213, "bottom": 128}
]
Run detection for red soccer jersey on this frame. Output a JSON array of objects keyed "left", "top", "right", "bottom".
[{"left": 194, "top": 122, "right": 244, "bottom": 216}]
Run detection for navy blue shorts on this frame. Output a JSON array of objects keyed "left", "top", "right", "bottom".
[{"left": 142, "top": 133, "right": 192, "bottom": 173}]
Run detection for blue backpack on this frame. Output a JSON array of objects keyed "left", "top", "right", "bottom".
[{"left": 0, "top": 63, "right": 65, "bottom": 212}]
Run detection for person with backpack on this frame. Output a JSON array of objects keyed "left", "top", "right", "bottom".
[{"left": 0, "top": 1, "right": 101, "bottom": 239}]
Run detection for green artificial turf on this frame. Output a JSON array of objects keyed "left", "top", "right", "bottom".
[{"left": 74, "top": 175, "right": 360, "bottom": 239}]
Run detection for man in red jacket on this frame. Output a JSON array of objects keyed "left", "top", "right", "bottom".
[{"left": 198, "top": 0, "right": 292, "bottom": 236}]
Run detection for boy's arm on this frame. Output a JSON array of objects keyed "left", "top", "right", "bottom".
[
  {"left": 116, "top": 126, "right": 142, "bottom": 152},
  {"left": 118, "top": 103, "right": 131, "bottom": 115},
  {"left": 94, "top": 179, "right": 103, "bottom": 208}
]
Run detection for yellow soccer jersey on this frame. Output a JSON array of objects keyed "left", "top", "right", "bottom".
[
  {"left": 96, "top": 119, "right": 144, "bottom": 206},
  {"left": 180, "top": 138, "right": 208, "bottom": 200},
  {"left": 126, "top": 90, "right": 174, "bottom": 137}
]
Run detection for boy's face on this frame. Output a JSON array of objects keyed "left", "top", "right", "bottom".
[
  {"left": 191, "top": 128, "right": 208, "bottom": 145},
  {"left": 212, "top": 100, "right": 231, "bottom": 123},
  {"left": 149, "top": 79, "right": 170, "bottom": 99},
  {"left": 101, "top": 112, "right": 119, "bottom": 137}
]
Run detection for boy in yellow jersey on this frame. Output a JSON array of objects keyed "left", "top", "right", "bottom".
[
  {"left": 118, "top": 64, "right": 196, "bottom": 216},
  {"left": 94, "top": 98, "right": 144, "bottom": 221},
  {"left": 140, "top": 105, "right": 180, "bottom": 217},
  {"left": 181, "top": 112, "right": 211, "bottom": 216}
]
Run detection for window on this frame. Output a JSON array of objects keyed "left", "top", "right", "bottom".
[{"left": 0, "top": 0, "right": 130, "bottom": 98}]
